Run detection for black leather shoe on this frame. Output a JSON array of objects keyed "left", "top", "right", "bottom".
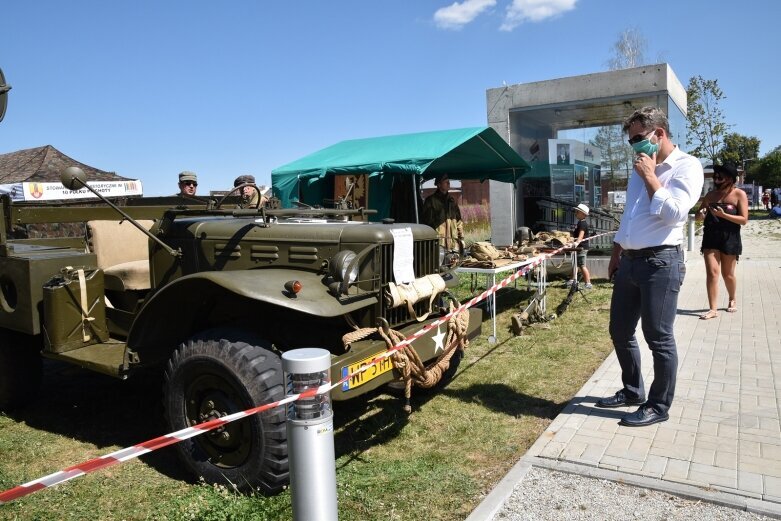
[
  {"left": 595, "top": 390, "right": 645, "bottom": 408},
  {"left": 619, "top": 405, "right": 669, "bottom": 427}
]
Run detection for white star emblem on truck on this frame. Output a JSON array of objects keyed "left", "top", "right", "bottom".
[{"left": 432, "top": 325, "right": 446, "bottom": 353}]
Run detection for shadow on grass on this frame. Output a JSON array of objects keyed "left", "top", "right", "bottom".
[
  {"left": 442, "top": 383, "right": 564, "bottom": 420},
  {"left": 5, "top": 359, "right": 195, "bottom": 484},
  {"left": 330, "top": 382, "right": 447, "bottom": 469}
]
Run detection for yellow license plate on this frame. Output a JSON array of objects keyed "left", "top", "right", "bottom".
[{"left": 341, "top": 352, "right": 394, "bottom": 391}]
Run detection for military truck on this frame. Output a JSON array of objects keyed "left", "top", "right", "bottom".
[{"left": 0, "top": 167, "right": 481, "bottom": 493}]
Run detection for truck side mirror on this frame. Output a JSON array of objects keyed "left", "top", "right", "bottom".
[
  {"left": 60, "top": 166, "right": 87, "bottom": 190},
  {"left": 0, "top": 66, "right": 10, "bottom": 123}
]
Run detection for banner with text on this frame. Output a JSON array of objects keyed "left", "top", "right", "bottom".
[{"left": 0, "top": 180, "right": 143, "bottom": 202}]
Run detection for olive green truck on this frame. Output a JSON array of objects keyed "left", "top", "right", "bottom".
[{"left": 0, "top": 169, "right": 481, "bottom": 493}]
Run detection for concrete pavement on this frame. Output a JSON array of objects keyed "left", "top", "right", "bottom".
[{"left": 468, "top": 217, "right": 781, "bottom": 519}]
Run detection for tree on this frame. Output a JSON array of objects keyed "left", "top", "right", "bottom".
[
  {"left": 596, "top": 28, "right": 653, "bottom": 194},
  {"left": 718, "top": 132, "right": 760, "bottom": 169},
  {"left": 591, "top": 125, "right": 633, "bottom": 190},
  {"left": 748, "top": 147, "right": 781, "bottom": 189},
  {"left": 686, "top": 76, "right": 729, "bottom": 163},
  {"left": 606, "top": 28, "right": 648, "bottom": 70}
]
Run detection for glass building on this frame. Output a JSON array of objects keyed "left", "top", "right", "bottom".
[{"left": 486, "top": 64, "right": 687, "bottom": 247}]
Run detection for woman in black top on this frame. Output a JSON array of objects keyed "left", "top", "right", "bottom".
[{"left": 695, "top": 164, "right": 748, "bottom": 319}]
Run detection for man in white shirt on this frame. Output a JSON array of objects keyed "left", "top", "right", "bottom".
[{"left": 595, "top": 107, "right": 703, "bottom": 427}]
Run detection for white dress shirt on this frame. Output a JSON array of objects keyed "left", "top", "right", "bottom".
[{"left": 614, "top": 146, "right": 703, "bottom": 250}]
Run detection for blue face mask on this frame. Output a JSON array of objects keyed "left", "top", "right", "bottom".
[{"left": 631, "top": 134, "right": 659, "bottom": 156}]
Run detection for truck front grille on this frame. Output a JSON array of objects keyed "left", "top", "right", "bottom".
[{"left": 380, "top": 239, "right": 440, "bottom": 326}]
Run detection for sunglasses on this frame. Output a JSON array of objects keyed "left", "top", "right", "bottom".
[
  {"left": 181, "top": 181, "right": 197, "bottom": 187},
  {"left": 712, "top": 174, "right": 724, "bottom": 180},
  {"left": 627, "top": 129, "right": 655, "bottom": 145}
]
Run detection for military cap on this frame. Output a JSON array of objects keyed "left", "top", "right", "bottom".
[
  {"left": 234, "top": 174, "right": 256, "bottom": 187},
  {"left": 178, "top": 171, "right": 198, "bottom": 183}
]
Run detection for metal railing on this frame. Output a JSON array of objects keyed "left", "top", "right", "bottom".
[{"left": 533, "top": 197, "right": 620, "bottom": 251}]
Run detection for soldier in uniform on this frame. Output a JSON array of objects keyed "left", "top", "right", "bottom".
[
  {"left": 421, "top": 173, "right": 464, "bottom": 252},
  {"left": 233, "top": 174, "right": 267, "bottom": 208},
  {"left": 177, "top": 171, "right": 198, "bottom": 196}
]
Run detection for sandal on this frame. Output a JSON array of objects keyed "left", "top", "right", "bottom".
[
  {"left": 727, "top": 300, "right": 738, "bottom": 313},
  {"left": 699, "top": 310, "right": 719, "bottom": 320}
]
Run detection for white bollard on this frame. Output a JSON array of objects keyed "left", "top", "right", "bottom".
[{"left": 282, "top": 348, "right": 338, "bottom": 521}]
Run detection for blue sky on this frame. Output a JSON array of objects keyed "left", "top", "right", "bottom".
[{"left": 1, "top": 0, "right": 778, "bottom": 195}]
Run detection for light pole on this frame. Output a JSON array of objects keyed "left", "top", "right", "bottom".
[
  {"left": 741, "top": 159, "right": 757, "bottom": 208},
  {"left": 741, "top": 158, "right": 757, "bottom": 175}
]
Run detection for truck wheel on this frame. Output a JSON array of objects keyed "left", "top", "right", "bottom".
[
  {"left": 163, "top": 334, "right": 288, "bottom": 493},
  {"left": 0, "top": 331, "right": 42, "bottom": 411}
]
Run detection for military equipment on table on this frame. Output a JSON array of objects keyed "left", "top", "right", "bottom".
[{"left": 0, "top": 167, "right": 481, "bottom": 493}]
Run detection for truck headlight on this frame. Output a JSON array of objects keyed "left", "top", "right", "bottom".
[
  {"left": 440, "top": 245, "right": 460, "bottom": 270},
  {"left": 330, "top": 250, "right": 358, "bottom": 284}
]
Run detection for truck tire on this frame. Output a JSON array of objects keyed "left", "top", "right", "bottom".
[
  {"left": 0, "top": 331, "right": 42, "bottom": 411},
  {"left": 163, "top": 333, "right": 288, "bottom": 493}
]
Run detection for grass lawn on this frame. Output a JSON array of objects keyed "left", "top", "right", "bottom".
[{"left": 0, "top": 275, "right": 615, "bottom": 520}]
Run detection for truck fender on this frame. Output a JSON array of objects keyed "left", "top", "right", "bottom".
[{"left": 127, "top": 269, "right": 377, "bottom": 362}]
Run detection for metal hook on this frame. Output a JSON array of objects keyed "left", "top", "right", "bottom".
[{"left": 375, "top": 317, "right": 390, "bottom": 336}]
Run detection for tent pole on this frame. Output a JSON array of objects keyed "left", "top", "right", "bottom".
[
  {"left": 477, "top": 135, "right": 512, "bottom": 166},
  {"left": 413, "top": 175, "right": 419, "bottom": 223},
  {"left": 513, "top": 177, "right": 516, "bottom": 231}
]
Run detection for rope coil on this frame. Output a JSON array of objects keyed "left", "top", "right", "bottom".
[{"left": 341, "top": 304, "right": 470, "bottom": 413}]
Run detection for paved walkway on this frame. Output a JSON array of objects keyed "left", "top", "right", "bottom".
[{"left": 469, "top": 217, "right": 781, "bottom": 520}]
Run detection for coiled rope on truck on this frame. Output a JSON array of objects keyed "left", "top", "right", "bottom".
[{"left": 341, "top": 304, "right": 470, "bottom": 412}]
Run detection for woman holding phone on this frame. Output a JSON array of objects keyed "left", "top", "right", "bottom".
[{"left": 695, "top": 163, "right": 748, "bottom": 320}]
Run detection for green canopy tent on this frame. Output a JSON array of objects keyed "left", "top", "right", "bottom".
[{"left": 271, "top": 127, "right": 531, "bottom": 221}]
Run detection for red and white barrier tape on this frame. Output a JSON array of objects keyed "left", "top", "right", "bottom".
[{"left": 0, "top": 232, "right": 615, "bottom": 505}]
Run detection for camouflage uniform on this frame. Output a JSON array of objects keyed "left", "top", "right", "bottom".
[{"left": 421, "top": 190, "right": 464, "bottom": 251}]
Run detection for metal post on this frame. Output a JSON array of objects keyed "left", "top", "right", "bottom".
[
  {"left": 687, "top": 214, "right": 695, "bottom": 252},
  {"left": 412, "top": 175, "right": 419, "bottom": 223},
  {"left": 282, "top": 348, "right": 338, "bottom": 521}
]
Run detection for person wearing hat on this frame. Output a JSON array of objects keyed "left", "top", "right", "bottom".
[
  {"left": 177, "top": 171, "right": 198, "bottom": 196},
  {"left": 567, "top": 203, "right": 592, "bottom": 289},
  {"left": 596, "top": 107, "right": 703, "bottom": 428},
  {"left": 695, "top": 163, "right": 748, "bottom": 320},
  {"left": 233, "top": 174, "right": 267, "bottom": 209},
  {"left": 421, "top": 173, "right": 464, "bottom": 252}
]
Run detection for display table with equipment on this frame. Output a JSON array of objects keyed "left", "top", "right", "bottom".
[{"left": 456, "top": 257, "right": 546, "bottom": 343}]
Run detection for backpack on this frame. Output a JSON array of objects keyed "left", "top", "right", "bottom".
[{"left": 470, "top": 241, "right": 501, "bottom": 261}]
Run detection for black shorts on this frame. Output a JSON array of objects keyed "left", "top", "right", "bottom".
[{"left": 701, "top": 228, "right": 742, "bottom": 258}]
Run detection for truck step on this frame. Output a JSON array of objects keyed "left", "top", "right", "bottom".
[{"left": 42, "top": 340, "right": 127, "bottom": 378}]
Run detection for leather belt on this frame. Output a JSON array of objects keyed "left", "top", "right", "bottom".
[{"left": 622, "top": 244, "right": 681, "bottom": 258}]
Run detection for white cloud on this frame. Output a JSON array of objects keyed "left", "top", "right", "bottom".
[
  {"left": 500, "top": 0, "right": 577, "bottom": 31},
  {"left": 434, "top": 0, "right": 497, "bottom": 30}
]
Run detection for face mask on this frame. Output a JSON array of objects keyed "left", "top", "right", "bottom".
[{"left": 631, "top": 136, "right": 659, "bottom": 156}]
